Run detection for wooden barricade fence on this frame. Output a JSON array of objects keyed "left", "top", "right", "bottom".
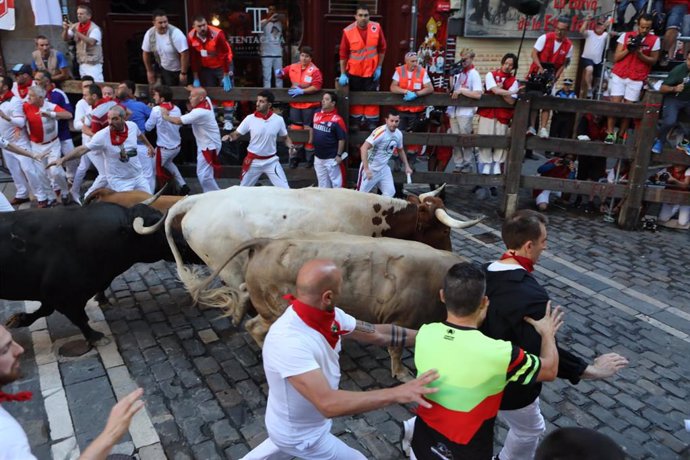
[{"left": 57, "top": 81, "right": 689, "bottom": 230}]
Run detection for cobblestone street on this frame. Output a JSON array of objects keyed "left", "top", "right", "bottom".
[{"left": 2, "top": 180, "right": 690, "bottom": 459}]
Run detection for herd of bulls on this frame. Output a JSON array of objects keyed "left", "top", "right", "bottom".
[{"left": 0, "top": 186, "right": 482, "bottom": 379}]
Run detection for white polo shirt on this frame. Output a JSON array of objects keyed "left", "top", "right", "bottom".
[
  {"left": 364, "top": 125, "right": 404, "bottom": 171},
  {"left": 141, "top": 26, "right": 189, "bottom": 72},
  {"left": 263, "top": 305, "right": 356, "bottom": 447},
  {"left": 235, "top": 111, "right": 288, "bottom": 157},
  {"left": 179, "top": 100, "right": 221, "bottom": 151},
  {"left": 87, "top": 121, "right": 143, "bottom": 183},
  {"left": 145, "top": 104, "right": 182, "bottom": 149}
]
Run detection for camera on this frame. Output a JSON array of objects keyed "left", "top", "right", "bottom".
[
  {"left": 658, "top": 172, "right": 670, "bottom": 182},
  {"left": 627, "top": 34, "right": 644, "bottom": 51},
  {"left": 525, "top": 64, "right": 556, "bottom": 95}
]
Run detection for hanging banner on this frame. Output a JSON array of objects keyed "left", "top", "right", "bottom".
[
  {"left": 416, "top": 0, "right": 452, "bottom": 91},
  {"left": 464, "top": 0, "right": 615, "bottom": 38},
  {"left": 0, "top": 0, "right": 16, "bottom": 31},
  {"left": 31, "top": 0, "right": 63, "bottom": 26}
]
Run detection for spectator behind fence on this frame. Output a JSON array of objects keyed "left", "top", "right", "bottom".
[
  {"left": 142, "top": 10, "right": 189, "bottom": 87},
  {"left": 547, "top": 79, "right": 577, "bottom": 151},
  {"left": 573, "top": 113, "right": 608, "bottom": 214},
  {"left": 535, "top": 427, "right": 625, "bottom": 460},
  {"left": 62, "top": 5, "right": 103, "bottom": 81},
  {"left": 187, "top": 15, "right": 234, "bottom": 90},
  {"left": 448, "top": 48, "right": 482, "bottom": 173},
  {"left": 652, "top": 52, "right": 690, "bottom": 155},
  {"left": 659, "top": 0, "right": 689, "bottom": 66},
  {"left": 533, "top": 154, "right": 577, "bottom": 211},
  {"left": 31, "top": 35, "right": 70, "bottom": 83},
  {"left": 260, "top": 5, "right": 285, "bottom": 89},
  {"left": 654, "top": 164, "right": 690, "bottom": 228},
  {"left": 606, "top": 14, "right": 660, "bottom": 145},
  {"left": 578, "top": 17, "right": 610, "bottom": 98}
]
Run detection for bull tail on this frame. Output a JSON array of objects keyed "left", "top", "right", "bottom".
[
  {"left": 164, "top": 196, "right": 202, "bottom": 293},
  {"left": 188, "top": 238, "right": 272, "bottom": 309}
]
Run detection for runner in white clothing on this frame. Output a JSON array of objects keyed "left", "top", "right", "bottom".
[
  {"left": 357, "top": 110, "right": 412, "bottom": 197},
  {"left": 0, "top": 135, "right": 46, "bottom": 211},
  {"left": 50, "top": 106, "right": 154, "bottom": 193},
  {"left": 162, "top": 87, "right": 220, "bottom": 192},
  {"left": 224, "top": 90, "right": 296, "bottom": 188},
  {"left": 145, "top": 85, "right": 188, "bottom": 194}
]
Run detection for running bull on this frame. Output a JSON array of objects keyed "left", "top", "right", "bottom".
[
  {"left": 154, "top": 185, "right": 482, "bottom": 325},
  {"left": 193, "top": 233, "right": 466, "bottom": 380},
  {"left": 1, "top": 203, "right": 171, "bottom": 343}
]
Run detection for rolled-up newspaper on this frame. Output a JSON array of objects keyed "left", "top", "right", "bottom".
[{"left": 406, "top": 173, "right": 412, "bottom": 184}]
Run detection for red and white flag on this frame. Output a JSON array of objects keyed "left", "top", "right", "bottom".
[{"left": 0, "top": 0, "right": 16, "bottom": 31}]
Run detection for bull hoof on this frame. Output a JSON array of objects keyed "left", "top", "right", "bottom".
[{"left": 5, "top": 313, "right": 29, "bottom": 329}]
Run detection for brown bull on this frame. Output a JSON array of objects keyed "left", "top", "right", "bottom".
[{"left": 84, "top": 188, "right": 184, "bottom": 213}]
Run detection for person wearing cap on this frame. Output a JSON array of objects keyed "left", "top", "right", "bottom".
[
  {"left": 526, "top": 17, "right": 573, "bottom": 139},
  {"left": 276, "top": 46, "right": 323, "bottom": 168},
  {"left": 390, "top": 51, "right": 434, "bottom": 159},
  {"left": 31, "top": 35, "right": 71, "bottom": 83},
  {"left": 10, "top": 65, "right": 34, "bottom": 101},
  {"left": 547, "top": 78, "right": 577, "bottom": 147},
  {"left": 578, "top": 17, "right": 611, "bottom": 99},
  {"left": 62, "top": 5, "right": 104, "bottom": 82},
  {"left": 448, "top": 48, "right": 482, "bottom": 173}
]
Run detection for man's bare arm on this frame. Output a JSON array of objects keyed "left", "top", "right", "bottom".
[{"left": 346, "top": 320, "right": 417, "bottom": 347}]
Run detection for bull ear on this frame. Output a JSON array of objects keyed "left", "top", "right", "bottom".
[{"left": 407, "top": 195, "right": 421, "bottom": 205}]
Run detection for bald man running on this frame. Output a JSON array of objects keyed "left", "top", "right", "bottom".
[
  {"left": 162, "top": 86, "right": 221, "bottom": 192},
  {"left": 241, "top": 259, "right": 439, "bottom": 460}
]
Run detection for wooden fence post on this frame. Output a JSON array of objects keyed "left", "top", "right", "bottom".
[
  {"left": 501, "top": 96, "right": 532, "bottom": 217},
  {"left": 618, "top": 91, "right": 662, "bottom": 229},
  {"left": 335, "top": 80, "right": 350, "bottom": 153}
]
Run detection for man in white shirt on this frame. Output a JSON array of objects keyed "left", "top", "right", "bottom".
[
  {"left": 52, "top": 106, "right": 154, "bottom": 194},
  {"left": 0, "top": 136, "right": 47, "bottom": 211},
  {"left": 224, "top": 90, "right": 296, "bottom": 188},
  {"left": 579, "top": 17, "right": 610, "bottom": 98},
  {"left": 61, "top": 5, "right": 104, "bottom": 82},
  {"left": 0, "top": 76, "right": 54, "bottom": 207},
  {"left": 142, "top": 9, "right": 190, "bottom": 87},
  {"left": 358, "top": 110, "right": 413, "bottom": 197},
  {"left": 241, "top": 259, "right": 438, "bottom": 460},
  {"left": 162, "top": 87, "right": 221, "bottom": 192},
  {"left": 0, "top": 324, "right": 145, "bottom": 459},
  {"left": 447, "top": 48, "right": 483, "bottom": 173},
  {"left": 145, "top": 85, "right": 189, "bottom": 195}
]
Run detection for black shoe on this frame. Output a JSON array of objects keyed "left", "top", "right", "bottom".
[
  {"left": 584, "top": 202, "right": 595, "bottom": 214},
  {"left": 524, "top": 151, "right": 537, "bottom": 160},
  {"left": 490, "top": 187, "right": 497, "bottom": 197},
  {"left": 305, "top": 160, "right": 314, "bottom": 169},
  {"left": 289, "top": 157, "right": 300, "bottom": 169},
  {"left": 179, "top": 184, "right": 191, "bottom": 196},
  {"left": 471, "top": 185, "right": 482, "bottom": 193}
]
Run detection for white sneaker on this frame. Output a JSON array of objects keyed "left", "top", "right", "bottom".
[
  {"left": 492, "top": 162, "right": 502, "bottom": 175},
  {"left": 526, "top": 126, "right": 537, "bottom": 136},
  {"left": 402, "top": 417, "right": 415, "bottom": 457},
  {"left": 538, "top": 127, "right": 549, "bottom": 138}
]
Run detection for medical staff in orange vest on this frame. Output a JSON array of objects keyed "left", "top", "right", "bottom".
[
  {"left": 390, "top": 51, "right": 434, "bottom": 158},
  {"left": 277, "top": 46, "right": 323, "bottom": 168},
  {"left": 338, "top": 3, "right": 387, "bottom": 130},
  {"left": 187, "top": 15, "right": 233, "bottom": 90}
]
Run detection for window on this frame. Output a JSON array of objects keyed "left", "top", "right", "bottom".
[{"left": 328, "top": 0, "right": 378, "bottom": 15}]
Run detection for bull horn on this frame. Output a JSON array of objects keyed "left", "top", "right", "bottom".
[
  {"left": 133, "top": 211, "right": 168, "bottom": 235},
  {"left": 435, "top": 208, "right": 484, "bottom": 229},
  {"left": 140, "top": 183, "right": 169, "bottom": 206},
  {"left": 419, "top": 184, "right": 446, "bottom": 201}
]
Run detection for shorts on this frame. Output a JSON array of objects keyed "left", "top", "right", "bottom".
[
  {"left": 682, "top": 14, "right": 690, "bottom": 37},
  {"left": 580, "top": 57, "right": 603, "bottom": 78},
  {"left": 666, "top": 4, "right": 687, "bottom": 29},
  {"left": 609, "top": 74, "right": 643, "bottom": 102}
]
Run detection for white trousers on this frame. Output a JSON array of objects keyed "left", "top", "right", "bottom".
[
  {"left": 158, "top": 145, "right": 186, "bottom": 186},
  {"left": 0, "top": 193, "right": 13, "bottom": 212},
  {"left": 196, "top": 149, "right": 221, "bottom": 192},
  {"left": 79, "top": 63, "right": 104, "bottom": 82},
  {"left": 240, "top": 155, "right": 290, "bottom": 188},
  {"left": 108, "top": 174, "right": 150, "bottom": 193},
  {"left": 357, "top": 164, "right": 395, "bottom": 196},
  {"left": 33, "top": 139, "right": 68, "bottom": 198},
  {"left": 82, "top": 152, "right": 110, "bottom": 199},
  {"left": 659, "top": 203, "right": 690, "bottom": 226},
  {"left": 2, "top": 149, "right": 53, "bottom": 201},
  {"left": 535, "top": 190, "right": 561, "bottom": 206},
  {"left": 60, "top": 138, "right": 78, "bottom": 181},
  {"left": 261, "top": 56, "right": 284, "bottom": 88},
  {"left": 477, "top": 116, "right": 509, "bottom": 175},
  {"left": 314, "top": 157, "right": 344, "bottom": 188},
  {"left": 449, "top": 114, "right": 475, "bottom": 167},
  {"left": 74, "top": 151, "right": 108, "bottom": 199},
  {"left": 498, "top": 398, "right": 546, "bottom": 460},
  {"left": 241, "top": 431, "right": 367, "bottom": 460},
  {"left": 137, "top": 143, "right": 155, "bottom": 193}
]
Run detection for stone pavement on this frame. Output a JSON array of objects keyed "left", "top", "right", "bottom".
[{"left": 2, "top": 175, "right": 690, "bottom": 459}]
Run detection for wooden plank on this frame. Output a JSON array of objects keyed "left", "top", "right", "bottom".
[
  {"left": 618, "top": 92, "right": 662, "bottom": 229},
  {"left": 525, "top": 137, "right": 631, "bottom": 159},
  {"left": 502, "top": 98, "right": 532, "bottom": 217},
  {"left": 652, "top": 148, "right": 690, "bottom": 166},
  {"left": 642, "top": 187, "right": 690, "bottom": 205},
  {"left": 350, "top": 91, "right": 513, "bottom": 108},
  {"left": 531, "top": 96, "right": 646, "bottom": 118},
  {"left": 349, "top": 132, "right": 511, "bottom": 149},
  {"left": 521, "top": 176, "right": 629, "bottom": 198}
]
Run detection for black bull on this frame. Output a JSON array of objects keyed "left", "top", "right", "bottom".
[{"left": 0, "top": 203, "right": 175, "bottom": 343}]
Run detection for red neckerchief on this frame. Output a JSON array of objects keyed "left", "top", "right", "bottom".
[
  {"left": 461, "top": 64, "right": 475, "bottom": 74},
  {"left": 500, "top": 251, "right": 535, "bottom": 273},
  {"left": 77, "top": 20, "right": 91, "bottom": 36},
  {"left": 110, "top": 123, "right": 129, "bottom": 146},
  {"left": 253, "top": 110, "right": 273, "bottom": 121},
  {"left": 0, "top": 390, "right": 32, "bottom": 403},
  {"left": 194, "top": 99, "right": 212, "bottom": 110},
  {"left": 18, "top": 81, "right": 33, "bottom": 99},
  {"left": 284, "top": 294, "right": 348, "bottom": 349},
  {"left": 0, "top": 90, "right": 13, "bottom": 102},
  {"left": 159, "top": 102, "right": 174, "bottom": 111}
]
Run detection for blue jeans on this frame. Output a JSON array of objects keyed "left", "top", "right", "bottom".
[
  {"left": 616, "top": 0, "right": 648, "bottom": 26},
  {"left": 658, "top": 96, "right": 690, "bottom": 144}
]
